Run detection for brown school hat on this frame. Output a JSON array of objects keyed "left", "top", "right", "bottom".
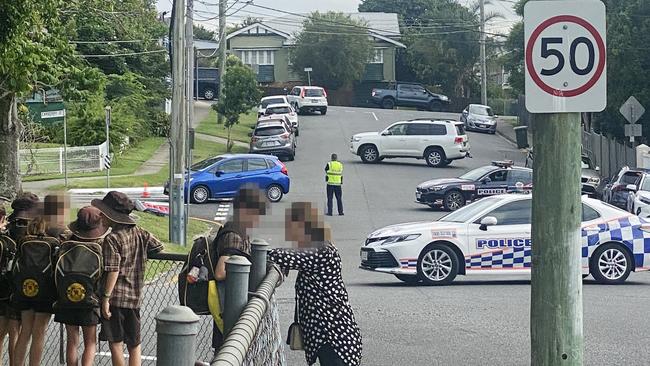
[
  {"left": 68, "top": 206, "right": 111, "bottom": 240},
  {"left": 9, "top": 192, "right": 40, "bottom": 221},
  {"left": 91, "top": 191, "right": 136, "bottom": 225}
]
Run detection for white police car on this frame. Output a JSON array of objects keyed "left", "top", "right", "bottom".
[{"left": 360, "top": 194, "right": 650, "bottom": 285}]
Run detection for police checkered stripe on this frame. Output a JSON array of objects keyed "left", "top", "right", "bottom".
[
  {"left": 582, "top": 216, "right": 650, "bottom": 268},
  {"left": 400, "top": 259, "right": 418, "bottom": 268},
  {"left": 465, "top": 246, "right": 531, "bottom": 269}
]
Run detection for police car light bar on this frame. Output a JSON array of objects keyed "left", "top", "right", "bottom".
[{"left": 492, "top": 160, "right": 514, "bottom": 168}]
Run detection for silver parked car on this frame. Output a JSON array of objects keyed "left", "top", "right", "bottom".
[
  {"left": 461, "top": 104, "right": 497, "bottom": 134},
  {"left": 249, "top": 121, "right": 296, "bottom": 161},
  {"left": 263, "top": 103, "right": 299, "bottom": 136}
]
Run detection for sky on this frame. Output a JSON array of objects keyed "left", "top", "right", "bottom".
[{"left": 155, "top": 0, "right": 521, "bottom": 34}]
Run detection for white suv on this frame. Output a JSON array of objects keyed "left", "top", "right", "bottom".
[
  {"left": 350, "top": 119, "right": 471, "bottom": 167},
  {"left": 286, "top": 86, "right": 328, "bottom": 115}
]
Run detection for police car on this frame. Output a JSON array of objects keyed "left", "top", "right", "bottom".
[
  {"left": 360, "top": 194, "right": 650, "bottom": 285},
  {"left": 415, "top": 161, "right": 532, "bottom": 211}
]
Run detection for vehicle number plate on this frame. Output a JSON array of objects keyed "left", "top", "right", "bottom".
[
  {"left": 361, "top": 251, "right": 369, "bottom": 261},
  {"left": 262, "top": 141, "right": 276, "bottom": 147}
]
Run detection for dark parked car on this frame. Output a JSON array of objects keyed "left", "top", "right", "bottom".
[
  {"left": 370, "top": 82, "right": 450, "bottom": 111},
  {"left": 193, "top": 67, "right": 219, "bottom": 100},
  {"left": 602, "top": 167, "right": 648, "bottom": 209},
  {"left": 416, "top": 161, "right": 532, "bottom": 211},
  {"left": 164, "top": 154, "right": 290, "bottom": 203}
]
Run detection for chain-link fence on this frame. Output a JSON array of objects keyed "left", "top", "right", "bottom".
[
  {"left": 4, "top": 253, "right": 215, "bottom": 365},
  {"left": 19, "top": 141, "right": 108, "bottom": 176}
]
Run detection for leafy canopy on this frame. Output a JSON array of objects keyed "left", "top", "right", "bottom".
[{"left": 290, "top": 12, "right": 374, "bottom": 89}]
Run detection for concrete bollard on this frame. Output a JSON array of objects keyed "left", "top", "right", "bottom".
[
  {"left": 223, "top": 255, "right": 251, "bottom": 335},
  {"left": 155, "top": 305, "right": 200, "bottom": 366},
  {"left": 249, "top": 238, "right": 269, "bottom": 292}
]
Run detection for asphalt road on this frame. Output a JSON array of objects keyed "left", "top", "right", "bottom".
[{"left": 190, "top": 106, "right": 650, "bottom": 365}]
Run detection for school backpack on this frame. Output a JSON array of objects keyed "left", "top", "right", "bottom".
[
  {"left": 54, "top": 240, "right": 103, "bottom": 309},
  {"left": 178, "top": 235, "right": 219, "bottom": 315},
  {"left": 12, "top": 235, "right": 59, "bottom": 303},
  {"left": 0, "top": 235, "right": 17, "bottom": 301}
]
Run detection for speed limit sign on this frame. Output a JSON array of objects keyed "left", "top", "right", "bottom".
[{"left": 524, "top": 1, "right": 606, "bottom": 113}]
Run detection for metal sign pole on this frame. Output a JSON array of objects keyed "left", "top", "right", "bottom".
[
  {"left": 63, "top": 111, "right": 68, "bottom": 187},
  {"left": 105, "top": 106, "right": 111, "bottom": 188}
]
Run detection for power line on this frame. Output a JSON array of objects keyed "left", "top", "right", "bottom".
[{"left": 79, "top": 49, "right": 167, "bottom": 58}]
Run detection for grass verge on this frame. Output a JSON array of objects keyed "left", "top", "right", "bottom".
[
  {"left": 50, "top": 139, "right": 247, "bottom": 189},
  {"left": 195, "top": 109, "right": 257, "bottom": 143},
  {"left": 24, "top": 137, "right": 166, "bottom": 182}
]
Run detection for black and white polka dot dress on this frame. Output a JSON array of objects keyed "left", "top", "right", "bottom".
[{"left": 269, "top": 243, "right": 362, "bottom": 366}]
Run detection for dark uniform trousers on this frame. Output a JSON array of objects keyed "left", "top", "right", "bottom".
[{"left": 326, "top": 184, "right": 343, "bottom": 215}]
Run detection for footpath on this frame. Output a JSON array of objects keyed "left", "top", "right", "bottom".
[{"left": 495, "top": 118, "right": 533, "bottom": 149}]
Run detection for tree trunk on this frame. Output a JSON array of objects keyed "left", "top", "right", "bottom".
[
  {"left": 226, "top": 126, "right": 232, "bottom": 152},
  {"left": 0, "top": 94, "right": 22, "bottom": 199}
]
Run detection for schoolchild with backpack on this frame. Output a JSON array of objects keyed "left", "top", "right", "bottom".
[
  {"left": 13, "top": 194, "right": 67, "bottom": 366},
  {"left": 2, "top": 193, "right": 40, "bottom": 366},
  {"left": 55, "top": 206, "right": 110, "bottom": 366},
  {"left": 93, "top": 191, "right": 163, "bottom": 366}
]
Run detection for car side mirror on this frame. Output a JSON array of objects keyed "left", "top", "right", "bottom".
[
  {"left": 479, "top": 216, "right": 498, "bottom": 231},
  {"left": 494, "top": 114, "right": 499, "bottom": 118},
  {"left": 462, "top": 110, "right": 468, "bottom": 114},
  {"left": 481, "top": 177, "right": 491, "bottom": 184},
  {"left": 247, "top": 132, "right": 253, "bottom": 137},
  {"left": 595, "top": 166, "right": 600, "bottom": 172},
  {"left": 626, "top": 184, "right": 638, "bottom": 192},
  {"left": 381, "top": 131, "right": 392, "bottom": 136},
  {"left": 215, "top": 170, "right": 224, "bottom": 177}
]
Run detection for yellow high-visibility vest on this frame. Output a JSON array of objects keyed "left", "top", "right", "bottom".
[{"left": 326, "top": 161, "right": 343, "bottom": 185}]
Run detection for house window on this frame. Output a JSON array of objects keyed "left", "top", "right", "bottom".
[
  {"left": 236, "top": 50, "right": 275, "bottom": 66},
  {"left": 369, "top": 49, "right": 384, "bottom": 64}
]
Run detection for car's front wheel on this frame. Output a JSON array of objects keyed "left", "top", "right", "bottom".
[
  {"left": 266, "top": 184, "right": 284, "bottom": 202},
  {"left": 203, "top": 88, "right": 215, "bottom": 100},
  {"left": 394, "top": 274, "right": 420, "bottom": 284},
  {"left": 417, "top": 244, "right": 459, "bottom": 285},
  {"left": 443, "top": 190, "right": 465, "bottom": 211},
  {"left": 191, "top": 185, "right": 210, "bottom": 204},
  {"left": 381, "top": 98, "right": 395, "bottom": 109},
  {"left": 590, "top": 243, "right": 632, "bottom": 284},
  {"left": 360, "top": 145, "right": 379, "bottom": 163}
]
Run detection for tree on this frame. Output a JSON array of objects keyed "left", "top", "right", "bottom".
[
  {"left": 404, "top": 2, "right": 481, "bottom": 96},
  {"left": 290, "top": 12, "right": 374, "bottom": 89},
  {"left": 194, "top": 24, "right": 216, "bottom": 40},
  {"left": 0, "top": 0, "right": 86, "bottom": 197},
  {"left": 211, "top": 56, "right": 261, "bottom": 152}
]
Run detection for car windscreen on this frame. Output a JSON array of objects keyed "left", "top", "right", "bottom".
[
  {"left": 459, "top": 166, "right": 496, "bottom": 181},
  {"left": 305, "top": 88, "right": 324, "bottom": 97},
  {"left": 261, "top": 98, "right": 285, "bottom": 108},
  {"left": 642, "top": 177, "right": 650, "bottom": 191},
  {"left": 255, "top": 126, "right": 286, "bottom": 136},
  {"left": 439, "top": 196, "right": 503, "bottom": 223},
  {"left": 469, "top": 105, "right": 494, "bottom": 116},
  {"left": 266, "top": 107, "right": 291, "bottom": 114},
  {"left": 191, "top": 156, "right": 223, "bottom": 171}
]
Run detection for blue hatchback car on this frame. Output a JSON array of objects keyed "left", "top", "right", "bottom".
[{"left": 165, "top": 154, "right": 290, "bottom": 204}]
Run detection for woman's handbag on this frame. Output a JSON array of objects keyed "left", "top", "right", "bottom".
[{"left": 286, "top": 298, "right": 304, "bottom": 350}]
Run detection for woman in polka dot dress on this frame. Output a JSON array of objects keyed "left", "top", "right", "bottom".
[{"left": 268, "top": 202, "right": 362, "bottom": 366}]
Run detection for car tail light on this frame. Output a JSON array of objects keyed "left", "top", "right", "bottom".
[
  {"left": 371, "top": 89, "right": 376, "bottom": 97},
  {"left": 322, "top": 89, "right": 327, "bottom": 98},
  {"left": 280, "top": 162, "right": 288, "bottom": 175},
  {"left": 280, "top": 132, "right": 290, "bottom": 139},
  {"left": 300, "top": 88, "right": 305, "bottom": 98},
  {"left": 454, "top": 137, "right": 464, "bottom": 144}
]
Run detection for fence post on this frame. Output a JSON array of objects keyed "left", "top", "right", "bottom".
[
  {"left": 224, "top": 255, "right": 251, "bottom": 334},
  {"left": 249, "top": 238, "right": 269, "bottom": 292},
  {"left": 155, "top": 305, "right": 200, "bottom": 366},
  {"left": 59, "top": 147, "right": 63, "bottom": 174}
]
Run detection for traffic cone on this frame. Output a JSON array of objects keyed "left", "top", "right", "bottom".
[{"left": 142, "top": 182, "right": 151, "bottom": 199}]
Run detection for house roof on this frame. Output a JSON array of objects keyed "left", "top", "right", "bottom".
[{"left": 227, "top": 12, "right": 406, "bottom": 48}]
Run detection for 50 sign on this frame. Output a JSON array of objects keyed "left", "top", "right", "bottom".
[{"left": 524, "top": 1, "right": 606, "bottom": 113}]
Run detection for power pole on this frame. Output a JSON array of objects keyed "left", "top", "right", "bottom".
[
  {"left": 169, "top": 0, "right": 187, "bottom": 246},
  {"left": 480, "top": 0, "right": 487, "bottom": 105},
  {"left": 185, "top": 0, "right": 194, "bottom": 231},
  {"left": 217, "top": 0, "right": 227, "bottom": 124},
  {"left": 528, "top": 1, "right": 584, "bottom": 364}
]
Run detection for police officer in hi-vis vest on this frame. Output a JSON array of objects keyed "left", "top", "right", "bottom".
[{"left": 325, "top": 153, "right": 344, "bottom": 216}]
